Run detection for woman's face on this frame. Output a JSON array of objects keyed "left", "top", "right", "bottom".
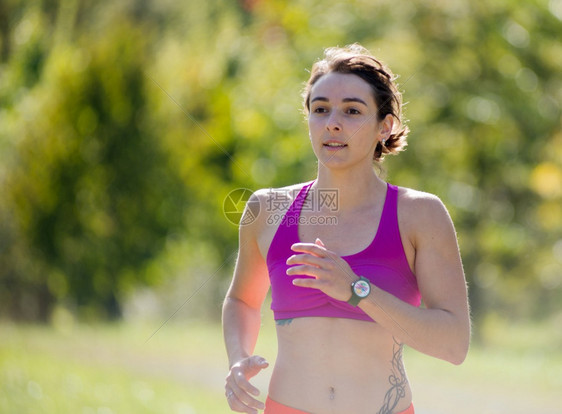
[{"left": 307, "top": 72, "right": 390, "bottom": 170}]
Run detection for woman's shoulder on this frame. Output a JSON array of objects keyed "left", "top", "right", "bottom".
[
  {"left": 395, "top": 185, "right": 442, "bottom": 204},
  {"left": 394, "top": 185, "right": 452, "bottom": 225},
  {"left": 393, "top": 185, "right": 461, "bottom": 258},
  {"left": 254, "top": 180, "right": 313, "bottom": 194},
  {"left": 251, "top": 181, "right": 313, "bottom": 205},
  {"left": 242, "top": 181, "right": 313, "bottom": 231}
]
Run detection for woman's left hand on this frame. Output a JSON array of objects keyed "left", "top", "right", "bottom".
[{"left": 286, "top": 238, "right": 358, "bottom": 302}]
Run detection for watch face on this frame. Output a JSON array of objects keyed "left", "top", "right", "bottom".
[{"left": 353, "top": 280, "right": 370, "bottom": 298}]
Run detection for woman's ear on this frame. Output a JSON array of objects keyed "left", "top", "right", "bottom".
[{"left": 378, "top": 114, "right": 394, "bottom": 142}]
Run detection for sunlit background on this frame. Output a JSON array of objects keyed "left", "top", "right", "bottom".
[{"left": 1, "top": 0, "right": 561, "bottom": 413}]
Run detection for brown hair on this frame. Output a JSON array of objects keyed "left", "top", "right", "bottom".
[{"left": 303, "top": 44, "right": 409, "bottom": 162}]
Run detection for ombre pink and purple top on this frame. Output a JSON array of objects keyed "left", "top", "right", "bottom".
[{"left": 266, "top": 181, "right": 421, "bottom": 322}]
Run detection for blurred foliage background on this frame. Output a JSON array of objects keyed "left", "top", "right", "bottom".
[{"left": 0, "top": 0, "right": 561, "bottom": 336}]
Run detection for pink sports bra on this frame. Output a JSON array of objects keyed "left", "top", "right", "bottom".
[{"left": 266, "top": 181, "right": 421, "bottom": 322}]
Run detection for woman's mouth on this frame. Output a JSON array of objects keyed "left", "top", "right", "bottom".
[{"left": 323, "top": 141, "right": 348, "bottom": 149}]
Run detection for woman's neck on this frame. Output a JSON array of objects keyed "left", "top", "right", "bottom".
[{"left": 313, "top": 165, "right": 386, "bottom": 213}]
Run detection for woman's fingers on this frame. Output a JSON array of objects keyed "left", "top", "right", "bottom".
[
  {"left": 290, "top": 242, "right": 332, "bottom": 257},
  {"left": 286, "top": 259, "right": 322, "bottom": 275},
  {"left": 225, "top": 356, "right": 268, "bottom": 413},
  {"left": 226, "top": 390, "right": 257, "bottom": 414},
  {"left": 292, "top": 276, "right": 323, "bottom": 289},
  {"left": 228, "top": 378, "right": 263, "bottom": 413},
  {"left": 226, "top": 378, "right": 264, "bottom": 413},
  {"left": 286, "top": 241, "right": 358, "bottom": 301},
  {"left": 286, "top": 252, "right": 332, "bottom": 269},
  {"left": 234, "top": 369, "right": 260, "bottom": 397}
]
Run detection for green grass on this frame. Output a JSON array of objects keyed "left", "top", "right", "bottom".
[
  {"left": 0, "top": 320, "right": 230, "bottom": 414},
  {"left": 1, "top": 315, "right": 561, "bottom": 414}
]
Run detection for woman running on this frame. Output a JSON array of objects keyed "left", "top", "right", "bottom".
[{"left": 223, "top": 44, "right": 471, "bottom": 414}]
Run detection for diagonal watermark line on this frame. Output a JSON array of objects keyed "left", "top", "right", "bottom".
[
  {"left": 147, "top": 74, "right": 252, "bottom": 179},
  {"left": 325, "top": 252, "right": 418, "bottom": 347},
  {"left": 302, "top": 65, "right": 426, "bottom": 342},
  {"left": 145, "top": 65, "right": 422, "bottom": 345},
  {"left": 144, "top": 244, "right": 242, "bottom": 344},
  {"left": 315, "top": 66, "right": 424, "bottom": 343}
]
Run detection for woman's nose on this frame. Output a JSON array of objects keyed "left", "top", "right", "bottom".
[{"left": 326, "top": 112, "right": 342, "bottom": 132}]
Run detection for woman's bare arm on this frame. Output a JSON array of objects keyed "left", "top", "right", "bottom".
[
  {"left": 223, "top": 193, "right": 271, "bottom": 413},
  {"left": 289, "top": 192, "right": 471, "bottom": 365}
]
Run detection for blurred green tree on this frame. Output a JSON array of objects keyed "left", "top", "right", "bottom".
[
  {"left": 1, "top": 6, "right": 187, "bottom": 320},
  {"left": 0, "top": 0, "right": 560, "bottom": 325}
]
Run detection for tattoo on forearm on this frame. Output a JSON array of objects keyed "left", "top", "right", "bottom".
[
  {"left": 275, "top": 318, "right": 294, "bottom": 326},
  {"left": 377, "top": 338, "right": 406, "bottom": 414}
]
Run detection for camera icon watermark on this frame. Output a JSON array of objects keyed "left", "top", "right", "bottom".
[
  {"left": 223, "top": 188, "right": 260, "bottom": 226},
  {"left": 223, "top": 186, "right": 339, "bottom": 226}
]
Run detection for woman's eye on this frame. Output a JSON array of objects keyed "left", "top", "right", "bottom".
[
  {"left": 347, "top": 108, "right": 361, "bottom": 115},
  {"left": 313, "top": 107, "right": 328, "bottom": 113}
]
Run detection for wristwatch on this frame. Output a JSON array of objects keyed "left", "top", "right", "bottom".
[{"left": 348, "top": 276, "right": 371, "bottom": 306}]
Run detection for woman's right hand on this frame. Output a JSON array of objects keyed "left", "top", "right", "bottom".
[{"left": 225, "top": 355, "right": 269, "bottom": 413}]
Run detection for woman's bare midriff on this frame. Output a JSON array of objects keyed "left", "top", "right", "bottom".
[{"left": 269, "top": 317, "right": 413, "bottom": 414}]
